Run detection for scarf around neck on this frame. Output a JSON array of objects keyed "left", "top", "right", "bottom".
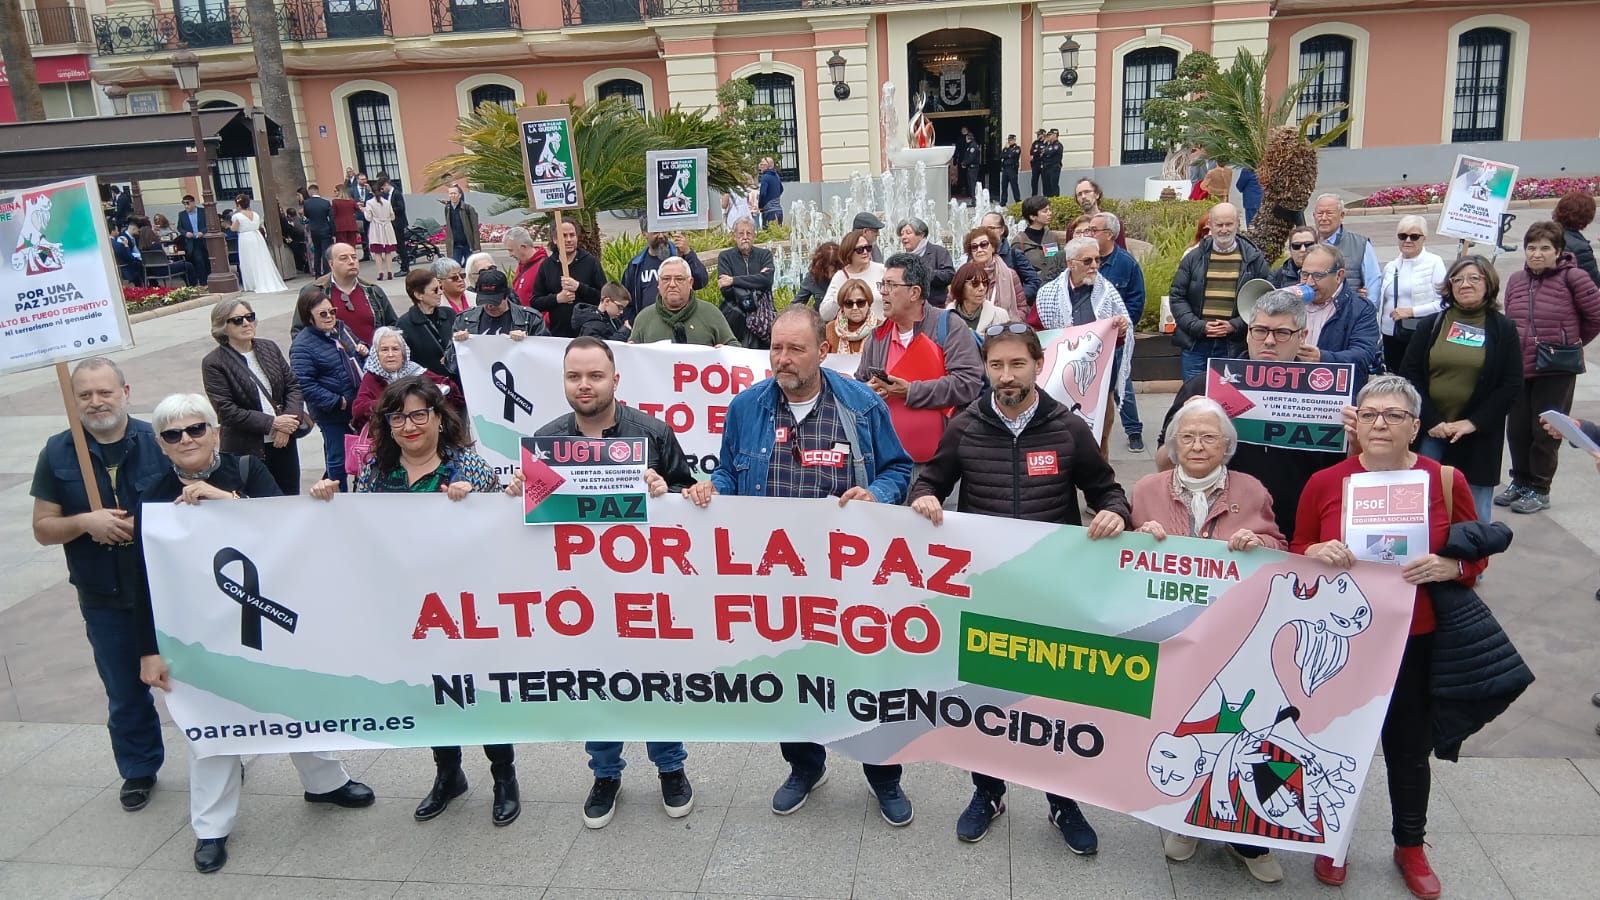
[
  {"left": 365, "top": 339, "right": 427, "bottom": 383},
  {"left": 1173, "top": 466, "right": 1226, "bottom": 537}
]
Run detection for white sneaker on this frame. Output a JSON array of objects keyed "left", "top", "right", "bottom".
[
  {"left": 1163, "top": 831, "right": 1199, "bottom": 861},
  {"left": 1227, "top": 844, "right": 1285, "bottom": 883}
]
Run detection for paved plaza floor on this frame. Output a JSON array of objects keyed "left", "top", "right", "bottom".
[{"left": 2, "top": 215, "right": 1598, "bottom": 898}]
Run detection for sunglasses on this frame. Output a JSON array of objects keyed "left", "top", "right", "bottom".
[
  {"left": 852, "top": 246, "right": 872, "bottom": 255},
  {"left": 840, "top": 298, "right": 872, "bottom": 309},
  {"left": 970, "top": 241, "right": 992, "bottom": 250},
  {"left": 983, "top": 322, "right": 1033, "bottom": 337},
  {"left": 227, "top": 313, "right": 257, "bottom": 326},
  {"left": 159, "top": 422, "right": 210, "bottom": 444},
  {"left": 313, "top": 309, "right": 336, "bottom": 319},
  {"left": 1289, "top": 241, "right": 1316, "bottom": 250},
  {"left": 1397, "top": 233, "right": 1424, "bottom": 242}
]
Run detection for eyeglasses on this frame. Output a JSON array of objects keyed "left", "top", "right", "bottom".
[
  {"left": 969, "top": 241, "right": 992, "bottom": 251},
  {"left": 983, "top": 322, "right": 1032, "bottom": 337},
  {"left": 313, "top": 309, "right": 336, "bottom": 319},
  {"left": 159, "top": 422, "right": 210, "bottom": 444},
  {"left": 1247, "top": 325, "right": 1303, "bottom": 342},
  {"left": 1450, "top": 274, "right": 1485, "bottom": 286},
  {"left": 1073, "top": 230, "right": 1095, "bottom": 237},
  {"left": 878, "top": 280, "right": 908, "bottom": 292},
  {"left": 852, "top": 245, "right": 872, "bottom": 255},
  {"left": 1397, "top": 233, "right": 1424, "bottom": 242},
  {"left": 1288, "top": 241, "right": 1315, "bottom": 250},
  {"left": 1300, "top": 269, "right": 1335, "bottom": 281},
  {"left": 840, "top": 298, "right": 872, "bottom": 309},
  {"left": 1175, "top": 433, "right": 1222, "bottom": 448},
  {"left": 385, "top": 407, "right": 436, "bottom": 428},
  {"left": 227, "top": 313, "right": 257, "bottom": 326},
  {"left": 1355, "top": 408, "right": 1415, "bottom": 425}
]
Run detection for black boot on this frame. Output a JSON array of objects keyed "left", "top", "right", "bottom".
[
  {"left": 414, "top": 766, "right": 468, "bottom": 822},
  {"left": 491, "top": 768, "right": 521, "bottom": 827}
]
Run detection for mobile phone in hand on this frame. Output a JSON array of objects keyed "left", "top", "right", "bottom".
[{"left": 868, "top": 367, "right": 889, "bottom": 383}]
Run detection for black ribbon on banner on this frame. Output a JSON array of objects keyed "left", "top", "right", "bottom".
[
  {"left": 491, "top": 361, "right": 534, "bottom": 423},
  {"left": 214, "top": 547, "right": 299, "bottom": 651}
]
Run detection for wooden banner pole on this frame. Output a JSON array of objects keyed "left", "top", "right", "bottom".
[
  {"left": 553, "top": 209, "right": 571, "bottom": 280},
  {"left": 54, "top": 361, "right": 104, "bottom": 511}
]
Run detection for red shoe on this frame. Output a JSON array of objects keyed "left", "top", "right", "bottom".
[
  {"left": 1314, "top": 854, "right": 1347, "bottom": 886},
  {"left": 1393, "top": 845, "right": 1442, "bottom": 899}
]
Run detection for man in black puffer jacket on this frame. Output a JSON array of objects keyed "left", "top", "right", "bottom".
[{"left": 908, "top": 324, "right": 1132, "bottom": 852}]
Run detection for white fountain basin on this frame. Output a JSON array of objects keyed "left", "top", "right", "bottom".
[{"left": 890, "top": 146, "right": 954, "bottom": 168}]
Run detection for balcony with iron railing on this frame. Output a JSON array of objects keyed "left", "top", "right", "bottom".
[
  {"left": 24, "top": 3, "right": 93, "bottom": 47},
  {"left": 560, "top": 0, "right": 897, "bottom": 27},
  {"left": 91, "top": 1, "right": 393, "bottom": 57},
  {"left": 430, "top": 0, "right": 522, "bottom": 34}
]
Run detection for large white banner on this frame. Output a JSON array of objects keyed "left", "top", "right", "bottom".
[
  {"left": 0, "top": 177, "right": 134, "bottom": 375},
  {"left": 456, "top": 320, "right": 1120, "bottom": 482}
]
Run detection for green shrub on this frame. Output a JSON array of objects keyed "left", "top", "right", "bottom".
[
  {"left": 600, "top": 232, "right": 647, "bottom": 283},
  {"left": 1136, "top": 218, "right": 1197, "bottom": 333}
]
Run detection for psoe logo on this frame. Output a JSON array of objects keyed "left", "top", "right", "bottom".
[{"left": 10, "top": 191, "right": 66, "bottom": 277}]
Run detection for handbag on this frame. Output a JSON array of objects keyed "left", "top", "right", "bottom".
[
  {"left": 343, "top": 423, "right": 373, "bottom": 471},
  {"left": 1527, "top": 274, "right": 1586, "bottom": 374}
]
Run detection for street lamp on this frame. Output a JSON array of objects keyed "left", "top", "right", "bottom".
[
  {"left": 172, "top": 49, "right": 238, "bottom": 293},
  {"left": 828, "top": 50, "right": 850, "bottom": 101},
  {"left": 1058, "top": 36, "right": 1081, "bottom": 87}
]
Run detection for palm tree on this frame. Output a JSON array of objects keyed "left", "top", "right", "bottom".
[
  {"left": 244, "top": 0, "right": 307, "bottom": 205},
  {"left": 0, "top": 0, "right": 44, "bottom": 121},
  {"left": 1181, "top": 48, "right": 1350, "bottom": 259},
  {"left": 424, "top": 94, "right": 754, "bottom": 254}
]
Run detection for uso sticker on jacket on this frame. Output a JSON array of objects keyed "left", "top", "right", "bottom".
[{"left": 1027, "top": 450, "right": 1059, "bottom": 476}]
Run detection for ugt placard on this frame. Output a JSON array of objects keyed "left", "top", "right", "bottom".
[
  {"left": 1205, "top": 358, "right": 1353, "bottom": 452},
  {"left": 0, "top": 177, "right": 134, "bottom": 376},
  {"left": 646, "top": 149, "right": 710, "bottom": 232},
  {"left": 518, "top": 105, "right": 583, "bottom": 212}
]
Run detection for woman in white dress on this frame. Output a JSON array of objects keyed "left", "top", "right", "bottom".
[
  {"left": 364, "top": 177, "right": 398, "bottom": 281},
  {"left": 229, "top": 195, "right": 288, "bottom": 294}
]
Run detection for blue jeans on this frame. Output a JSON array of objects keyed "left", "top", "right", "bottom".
[
  {"left": 318, "top": 420, "right": 351, "bottom": 490},
  {"left": 1417, "top": 437, "right": 1493, "bottom": 523},
  {"left": 81, "top": 604, "right": 164, "bottom": 779},
  {"left": 586, "top": 741, "right": 686, "bottom": 779},
  {"left": 1114, "top": 346, "right": 1142, "bottom": 436},
  {"left": 453, "top": 244, "right": 471, "bottom": 267},
  {"left": 1180, "top": 337, "right": 1234, "bottom": 382},
  {"left": 781, "top": 742, "right": 901, "bottom": 787}
]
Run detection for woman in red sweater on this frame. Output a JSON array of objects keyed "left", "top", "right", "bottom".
[
  {"left": 1292, "top": 374, "right": 1482, "bottom": 900},
  {"left": 351, "top": 327, "right": 460, "bottom": 433}
]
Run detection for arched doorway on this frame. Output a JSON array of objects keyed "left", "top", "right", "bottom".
[{"left": 907, "top": 28, "right": 1001, "bottom": 202}]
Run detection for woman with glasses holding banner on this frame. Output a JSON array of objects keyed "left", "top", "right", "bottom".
[
  {"left": 309, "top": 376, "right": 511, "bottom": 826},
  {"left": 136, "top": 393, "right": 375, "bottom": 875},
  {"left": 1378, "top": 216, "right": 1450, "bottom": 373},
  {"left": 1397, "top": 256, "right": 1521, "bottom": 522},
  {"left": 201, "top": 298, "right": 308, "bottom": 496},
  {"left": 1130, "top": 397, "right": 1285, "bottom": 884}
]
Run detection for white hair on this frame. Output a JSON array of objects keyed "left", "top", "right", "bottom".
[
  {"left": 1355, "top": 374, "right": 1422, "bottom": 417},
  {"left": 731, "top": 216, "right": 756, "bottom": 233},
  {"left": 659, "top": 256, "right": 691, "bottom": 278},
  {"left": 152, "top": 393, "right": 219, "bottom": 432},
  {"left": 429, "top": 257, "right": 462, "bottom": 279},
  {"left": 1396, "top": 214, "right": 1428, "bottom": 235},
  {"left": 1314, "top": 192, "right": 1345, "bottom": 212},
  {"left": 503, "top": 226, "right": 534, "bottom": 249},
  {"left": 1163, "top": 397, "right": 1238, "bottom": 466},
  {"left": 464, "top": 251, "right": 496, "bottom": 284},
  {"left": 1095, "top": 211, "right": 1122, "bottom": 239},
  {"left": 1064, "top": 235, "right": 1100, "bottom": 261}
]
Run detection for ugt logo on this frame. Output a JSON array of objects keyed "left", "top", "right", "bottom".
[{"left": 214, "top": 547, "right": 298, "bottom": 650}]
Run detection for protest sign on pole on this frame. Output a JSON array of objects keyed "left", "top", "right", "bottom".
[
  {"left": 646, "top": 149, "right": 710, "bottom": 233},
  {"left": 518, "top": 104, "right": 582, "bottom": 278},
  {"left": 3, "top": 176, "right": 138, "bottom": 508},
  {"left": 1437, "top": 154, "right": 1518, "bottom": 245},
  {"left": 1205, "top": 358, "right": 1353, "bottom": 452},
  {"left": 144, "top": 494, "right": 1417, "bottom": 863}
]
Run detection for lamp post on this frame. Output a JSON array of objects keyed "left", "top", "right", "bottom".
[
  {"left": 1058, "top": 36, "right": 1081, "bottom": 87},
  {"left": 172, "top": 50, "right": 238, "bottom": 294},
  {"left": 828, "top": 50, "right": 850, "bottom": 101}
]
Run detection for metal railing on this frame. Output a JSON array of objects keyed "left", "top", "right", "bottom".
[
  {"left": 430, "top": 0, "right": 522, "bottom": 34},
  {"left": 561, "top": 0, "right": 898, "bottom": 26},
  {"left": 91, "top": 2, "right": 392, "bottom": 57},
  {"left": 24, "top": 4, "right": 92, "bottom": 46}
]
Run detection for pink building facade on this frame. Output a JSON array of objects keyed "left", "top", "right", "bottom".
[{"left": 32, "top": 0, "right": 1599, "bottom": 205}]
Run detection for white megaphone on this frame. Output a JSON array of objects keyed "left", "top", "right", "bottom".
[{"left": 1236, "top": 279, "right": 1314, "bottom": 323}]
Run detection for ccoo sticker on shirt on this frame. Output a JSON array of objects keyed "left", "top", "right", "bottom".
[
  {"left": 1026, "top": 450, "right": 1059, "bottom": 476},
  {"left": 774, "top": 426, "right": 789, "bottom": 444}
]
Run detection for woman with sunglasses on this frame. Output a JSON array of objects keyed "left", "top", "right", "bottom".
[
  {"left": 137, "top": 393, "right": 375, "bottom": 875},
  {"left": 824, "top": 276, "right": 881, "bottom": 353},
  {"left": 430, "top": 257, "right": 472, "bottom": 315},
  {"left": 1269, "top": 226, "right": 1318, "bottom": 288},
  {"left": 1378, "top": 216, "right": 1450, "bottom": 372},
  {"left": 819, "top": 229, "right": 885, "bottom": 321},
  {"left": 1396, "top": 256, "right": 1520, "bottom": 523},
  {"left": 1294, "top": 375, "right": 1486, "bottom": 900},
  {"left": 946, "top": 261, "right": 1010, "bottom": 336},
  {"left": 290, "top": 284, "right": 366, "bottom": 491},
  {"left": 200, "top": 298, "right": 308, "bottom": 496},
  {"left": 309, "top": 377, "right": 515, "bottom": 826},
  {"left": 398, "top": 268, "right": 458, "bottom": 381},
  {"left": 963, "top": 227, "right": 1024, "bottom": 320}
]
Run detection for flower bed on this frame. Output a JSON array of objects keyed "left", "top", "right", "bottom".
[
  {"left": 1365, "top": 176, "right": 1599, "bottom": 208},
  {"left": 123, "top": 284, "right": 208, "bottom": 315},
  {"left": 428, "top": 223, "right": 512, "bottom": 247}
]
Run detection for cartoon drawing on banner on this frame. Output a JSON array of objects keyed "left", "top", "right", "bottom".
[
  {"left": 534, "top": 130, "right": 567, "bottom": 180},
  {"left": 1146, "top": 572, "right": 1370, "bottom": 844},
  {"left": 662, "top": 166, "right": 692, "bottom": 213},
  {"left": 1062, "top": 330, "right": 1104, "bottom": 399},
  {"left": 12, "top": 192, "right": 66, "bottom": 275}
]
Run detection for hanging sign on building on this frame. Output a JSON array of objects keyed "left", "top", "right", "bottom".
[
  {"left": 518, "top": 105, "right": 583, "bottom": 212},
  {"left": 645, "top": 149, "right": 710, "bottom": 232}
]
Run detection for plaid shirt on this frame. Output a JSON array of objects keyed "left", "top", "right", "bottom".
[{"left": 766, "top": 379, "right": 858, "bottom": 499}]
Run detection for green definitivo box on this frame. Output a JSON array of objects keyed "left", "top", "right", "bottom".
[{"left": 957, "top": 611, "right": 1159, "bottom": 718}]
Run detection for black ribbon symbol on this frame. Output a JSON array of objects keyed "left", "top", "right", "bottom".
[
  {"left": 491, "top": 361, "right": 534, "bottom": 423},
  {"left": 214, "top": 547, "right": 299, "bottom": 651}
]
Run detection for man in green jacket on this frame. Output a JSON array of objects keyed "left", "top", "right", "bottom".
[{"left": 629, "top": 257, "right": 740, "bottom": 346}]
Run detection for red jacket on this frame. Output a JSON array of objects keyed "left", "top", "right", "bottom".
[
  {"left": 512, "top": 250, "right": 547, "bottom": 306},
  {"left": 1504, "top": 253, "right": 1600, "bottom": 378},
  {"left": 1128, "top": 468, "right": 1285, "bottom": 549},
  {"left": 350, "top": 370, "right": 461, "bottom": 432}
]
